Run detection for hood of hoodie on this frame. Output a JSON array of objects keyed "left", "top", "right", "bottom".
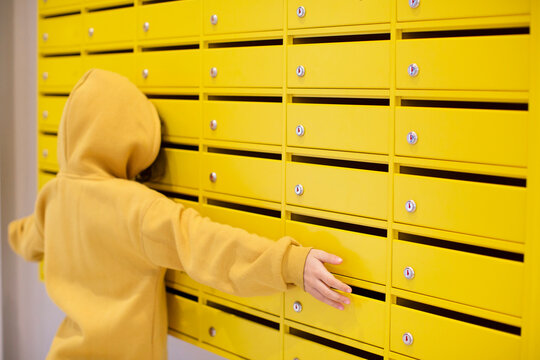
[{"left": 57, "top": 69, "right": 161, "bottom": 179}]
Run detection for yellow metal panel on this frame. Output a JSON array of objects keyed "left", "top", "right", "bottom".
[
  {"left": 38, "top": 171, "right": 56, "bottom": 191},
  {"left": 203, "top": 46, "right": 283, "bottom": 88},
  {"left": 83, "top": 52, "right": 135, "bottom": 82},
  {"left": 286, "top": 220, "right": 386, "bottom": 284},
  {"left": 83, "top": 7, "right": 135, "bottom": 48},
  {"left": 390, "top": 305, "right": 521, "bottom": 360},
  {"left": 396, "top": 35, "right": 530, "bottom": 91},
  {"left": 288, "top": 0, "right": 390, "bottom": 29},
  {"left": 38, "top": 56, "right": 83, "bottom": 91},
  {"left": 167, "top": 293, "right": 199, "bottom": 339},
  {"left": 83, "top": 0, "right": 132, "bottom": 10},
  {"left": 137, "top": 0, "right": 201, "bottom": 42},
  {"left": 288, "top": 41, "right": 390, "bottom": 89},
  {"left": 38, "top": 134, "right": 59, "bottom": 173},
  {"left": 136, "top": 49, "right": 200, "bottom": 88},
  {"left": 166, "top": 270, "right": 201, "bottom": 290},
  {"left": 203, "top": 100, "right": 282, "bottom": 145},
  {"left": 38, "top": 0, "right": 80, "bottom": 14},
  {"left": 202, "top": 153, "right": 282, "bottom": 202},
  {"left": 151, "top": 99, "right": 201, "bottom": 142},
  {"left": 284, "top": 333, "right": 367, "bottom": 360},
  {"left": 397, "top": 0, "right": 530, "bottom": 22},
  {"left": 39, "top": 14, "right": 81, "bottom": 52},
  {"left": 201, "top": 305, "right": 280, "bottom": 360},
  {"left": 287, "top": 103, "right": 389, "bottom": 154},
  {"left": 203, "top": 0, "right": 282, "bottom": 35},
  {"left": 285, "top": 286, "right": 386, "bottom": 347},
  {"left": 395, "top": 106, "right": 528, "bottom": 167},
  {"left": 158, "top": 149, "right": 199, "bottom": 189},
  {"left": 394, "top": 174, "right": 526, "bottom": 242},
  {"left": 392, "top": 239, "right": 523, "bottom": 317},
  {"left": 38, "top": 95, "right": 68, "bottom": 134},
  {"left": 286, "top": 162, "right": 388, "bottom": 220}
]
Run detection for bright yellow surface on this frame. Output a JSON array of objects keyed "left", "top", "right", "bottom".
[
  {"left": 158, "top": 149, "right": 199, "bottom": 190},
  {"left": 38, "top": 56, "right": 83, "bottom": 92},
  {"left": 167, "top": 293, "right": 199, "bottom": 339},
  {"left": 284, "top": 333, "right": 367, "bottom": 360},
  {"left": 286, "top": 162, "right": 388, "bottom": 220},
  {"left": 287, "top": 0, "right": 390, "bottom": 29},
  {"left": 392, "top": 239, "right": 523, "bottom": 317},
  {"left": 395, "top": 106, "right": 528, "bottom": 167},
  {"left": 201, "top": 305, "right": 280, "bottom": 360},
  {"left": 287, "top": 103, "right": 389, "bottom": 154},
  {"left": 390, "top": 305, "right": 521, "bottom": 360},
  {"left": 288, "top": 41, "right": 390, "bottom": 89},
  {"left": 286, "top": 219, "right": 386, "bottom": 284},
  {"left": 37, "top": 134, "right": 59, "bottom": 173},
  {"left": 38, "top": 95, "right": 68, "bottom": 134},
  {"left": 136, "top": 50, "right": 200, "bottom": 89},
  {"left": 394, "top": 174, "right": 526, "bottom": 242},
  {"left": 83, "top": 7, "right": 135, "bottom": 49},
  {"left": 83, "top": 53, "right": 135, "bottom": 82},
  {"left": 203, "top": 100, "right": 282, "bottom": 145},
  {"left": 151, "top": 99, "right": 201, "bottom": 142},
  {"left": 39, "top": 14, "right": 82, "bottom": 53},
  {"left": 285, "top": 285, "right": 386, "bottom": 347}
]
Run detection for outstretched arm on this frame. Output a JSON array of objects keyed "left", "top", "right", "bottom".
[{"left": 8, "top": 215, "right": 44, "bottom": 262}]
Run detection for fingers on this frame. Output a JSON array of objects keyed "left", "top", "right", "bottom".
[
  {"left": 312, "top": 249, "right": 343, "bottom": 265},
  {"left": 310, "top": 287, "right": 345, "bottom": 311},
  {"left": 321, "top": 271, "right": 352, "bottom": 294}
]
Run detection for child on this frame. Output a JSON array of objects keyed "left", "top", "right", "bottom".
[{"left": 8, "top": 69, "right": 351, "bottom": 359}]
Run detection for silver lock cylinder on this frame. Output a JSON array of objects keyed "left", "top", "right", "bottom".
[
  {"left": 296, "top": 65, "right": 306, "bottom": 77},
  {"left": 42, "top": 149, "right": 49, "bottom": 158},
  {"left": 210, "top": 14, "right": 218, "bottom": 25},
  {"left": 209, "top": 327, "right": 216, "bottom": 337},
  {"left": 294, "top": 184, "right": 304, "bottom": 196},
  {"left": 293, "top": 301, "right": 302, "bottom": 313},
  {"left": 210, "top": 67, "right": 218, "bottom": 78},
  {"left": 42, "top": 110, "right": 49, "bottom": 119},
  {"left": 88, "top": 27, "right": 94, "bottom": 37},
  {"left": 296, "top": 6, "right": 306, "bottom": 18},
  {"left": 210, "top": 119, "right": 217, "bottom": 130},
  {"left": 408, "top": 63, "right": 419, "bottom": 77},
  {"left": 403, "top": 266, "right": 415, "bottom": 280},
  {"left": 409, "top": 0, "right": 420, "bottom": 9},
  {"left": 142, "top": 69, "right": 149, "bottom": 79},
  {"left": 405, "top": 200, "right": 416, "bottom": 213},
  {"left": 295, "top": 125, "right": 305, "bottom": 137},
  {"left": 42, "top": 33, "right": 48, "bottom": 42},
  {"left": 42, "top": 72, "right": 48, "bottom": 80},
  {"left": 209, "top": 172, "right": 217, "bottom": 183},
  {"left": 403, "top": 332, "right": 414, "bottom": 345},
  {"left": 407, "top": 131, "right": 418, "bottom": 145},
  {"left": 143, "top": 22, "right": 150, "bottom": 32}
]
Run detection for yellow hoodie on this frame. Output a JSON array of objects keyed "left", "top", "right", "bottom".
[{"left": 8, "top": 69, "right": 311, "bottom": 359}]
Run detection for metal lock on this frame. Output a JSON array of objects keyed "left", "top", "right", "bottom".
[
  {"left": 42, "top": 33, "right": 48, "bottom": 42},
  {"left": 42, "top": 110, "right": 49, "bottom": 119},
  {"left": 408, "top": 63, "right": 419, "bottom": 77},
  {"left": 209, "top": 327, "right": 216, "bottom": 337},
  {"left": 402, "top": 332, "right": 414, "bottom": 346},
  {"left": 209, "top": 119, "right": 217, "bottom": 130},
  {"left": 142, "top": 69, "right": 149, "bottom": 79},
  {"left": 403, "top": 266, "right": 415, "bottom": 280},
  {"left": 407, "top": 131, "right": 418, "bottom": 145},
  {"left": 294, "top": 184, "right": 304, "bottom": 196},
  {"left": 209, "top": 172, "right": 217, "bottom": 183},
  {"left": 210, "top": 14, "right": 218, "bottom": 25},
  {"left": 296, "top": 6, "right": 306, "bottom": 18},
  {"left": 293, "top": 301, "right": 303, "bottom": 313},
  {"left": 143, "top": 22, "right": 150, "bottom": 32},
  {"left": 88, "top": 27, "right": 94, "bottom": 37},
  {"left": 409, "top": 0, "right": 420, "bottom": 9},
  {"left": 405, "top": 200, "right": 416, "bottom": 213},
  {"left": 42, "top": 72, "right": 48, "bottom": 80},
  {"left": 42, "top": 149, "right": 49, "bottom": 158},
  {"left": 295, "top": 125, "right": 305, "bottom": 137},
  {"left": 296, "top": 65, "right": 306, "bottom": 77},
  {"left": 210, "top": 67, "right": 218, "bottom": 78}
]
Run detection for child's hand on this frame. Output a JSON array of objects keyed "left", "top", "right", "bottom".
[{"left": 303, "top": 249, "right": 353, "bottom": 310}]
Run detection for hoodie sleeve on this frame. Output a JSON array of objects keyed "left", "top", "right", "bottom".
[
  {"left": 8, "top": 215, "right": 44, "bottom": 262},
  {"left": 141, "top": 196, "right": 311, "bottom": 296}
]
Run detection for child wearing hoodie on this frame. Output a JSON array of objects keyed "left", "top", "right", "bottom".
[{"left": 8, "top": 69, "right": 352, "bottom": 359}]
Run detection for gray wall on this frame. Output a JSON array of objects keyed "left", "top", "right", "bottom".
[{"left": 0, "top": 1, "right": 224, "bottom": 358}]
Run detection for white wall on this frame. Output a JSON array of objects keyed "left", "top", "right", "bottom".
[{"left": 0, "top": 1, "right": 225, "bottom": 359}]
